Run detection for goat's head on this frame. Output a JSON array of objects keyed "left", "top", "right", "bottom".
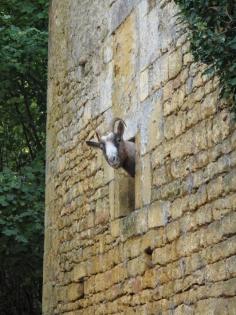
[{"left": 86, "top": 118, "right": 128, "bottom": 169}]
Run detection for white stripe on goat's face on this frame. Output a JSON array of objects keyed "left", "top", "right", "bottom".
[{"left": 101, "top": 133, "right": 120, "bottom": 167}]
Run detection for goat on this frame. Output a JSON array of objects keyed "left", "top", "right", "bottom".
[{"left": 86, "top": 118, "right": 135, "bottom": 177}]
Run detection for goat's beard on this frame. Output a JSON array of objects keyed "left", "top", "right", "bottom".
[
  {"left": 105, "top": 157, "right": 121, "bottom": 169},
  {"left": 107, "top": 160, "right": 120, "bottom": 169},
  {"left": 110, "top": 163, "right": 120, "bottom": 169}
]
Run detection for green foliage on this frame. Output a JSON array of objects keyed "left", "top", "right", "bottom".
[
  {"left": 0, "top": 156, "right": 45, "bottom": 314},
  {"left": 0, "top": 157, "right": 44, "bottom": 252},
  {"left": 175, "top": 0, "right": 236, "bottom": 113},
  {"left": 0, "top": 1, "right": 48, "bottom": 314},
  {"left": 0, "top": 0, "right": 48, "bottom": 169}
]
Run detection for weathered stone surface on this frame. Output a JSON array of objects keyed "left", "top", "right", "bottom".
[
  {"left": 148, "top": 200, "right": 170, "bottom": 228},
  {"left": 141, "top": 153, "right": 152, "bottom": 206},
  {"left": 110, "top": 0, "right": 137, "bottom": 34},
  {"left": 110, "top": 171, "right": 135, "bottom": 219},
  {"left": 43, "top": 0, "right": 236, "bottom": 314},
  {"left": 168, "top": 48, "right": 182, "bottom": 79},
  {"left": 140, "top": 69, "right": 149, "bottom": 102}
]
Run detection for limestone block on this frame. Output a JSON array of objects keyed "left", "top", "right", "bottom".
[
  {"left": 73, "top": 262, "right": 87, "bottom": 281},
  {"left": 105, "top": 285, "right": 123, "bottom": 306},
  {"left": 183, "top": 52, "right": 194, "bottom": 65},
  {"left": 124, "top": 237, "right": 141, "bottom": 259},
  {"left": 153, "top": 164, "right": 169, "bottom": 187},
  {"left": 110, "top": 219, "right": 120, "bottom": 238},
  {"left": 207, "top": 176, "right": 224, "bottom": 201},
  {"left": 120, "top": 208, "right": 148, "bottom": 240},
  {"left": 195, "top": 206, "right": 212, "bottom": 225},
  {"left": 152, "top": 243, "right": 175, "bottom": 265},
  {"left": 109, "top": 180, "right": 115, "bottom": 219},
  {"left": 200, "top": 91, "right": 217, "bottom": 118},
  {"left": 185, "top": 75, "right": 194, "bottom": 95},
  {"left": 138, "top": 1, "right": 160, "bottom": 71},
  {"left": 171, "top": 121, "right": 209, "bottom": 159},
  {"left": 58, "top": 155, "right": 66, "bottom": 173},
  {"left": 185, "top": 102, "right": 201, "bottom": 128},
  {"left": 127, "top": 256, "right": 146, "bottom": 277},
  {"left": 92, "top": 52, "right": 102, "bottom": 76},
  {"left": 94, "top": 272, "right": 106, "bottom": 292},
  {"left": 195, "top": 298, "right": 229, "bottom": 315},
  {"left": 164, "top": 114, "right": 175, "bottom": 140},
  {"left": 147, "top": 300, "right": 169, "bottom": 314},
  {"left": 159, "top": 1, "right": 179, "bottom": 50},
  {"left": 223, "top": 171, "right": 236, "bottom": 194},
  {"left": 94, "top": 170, "right": 104, "bottom": 188},
  {"left": 176, "top": 231, "right": 200, "bottom": 256},
  {"left": 110, "top": 0, "right": 137, "bottom": 33},
  {"left": 95, "top": 197, "right": 109, "bottom": 225},
  {"left": 212, "top": 194, "right": 236, "bottom": 220},
  {"left": 205, "top": 260, "right": 227, "bottom": 283},
  {"left": 139, "top": 90, "right": 163, "bottom": 155},
  {"left": 103, "top": 159, "right": 114, "bottom": 184},
  {"left": 149, "top": 54, "right": 169, "bottom": 91},
  {"left": 221, "top": 212, "right": 236, "bottom": 238},
  {"left": 140, "top": 69, "right": 149, "bottom": 102},
  {"left": 103, "top": 38, "right": 113, "bottom": 64},
  {"left": 226, "top": 255, "right": 236, "bottom": 278},
  {"left": 147, "top": 91, "right": 164, "bottom": 151},
  {"left": 42, "top": 282, "right": 56, "bottom": 315},
  {"left": 163, "top": 86, "right": 185, "bottom": 116},
  {"left": 141, "top": 153, "right": 152, "bottom": 205},
  {"left": 112, "top": 12, "right": 137, "bottom": 115},
  {"left": 166, "top": 220, "right": 180, "bottom": 242},
  {"left": 174, "top": 111, "right": 186, "bottom": 137},
  {"left": 151, "top": 143, "right": 168, "bottom": 169},
  {"left": 148, "top": 200, "right": 170, "bottom": 228},
  {"left": 168, "top": 49, "right": 182, "bottom": 79},
  {"left": 135, "top": 131, "right": 142, "bottom": 209},
  {"left": 111, "top": 264, "right": 127, "bottom": 285},
  {"left": 158, "top": 178, "right": 182, "bottom": 200},
  {"left": 227, "top": 297, "right": 236, "bottom": 314},
  {"left": 66, "top": 282, "right": 84, "bottom": 301},
  {"left": 99, "top": 62, "right": 113, "bottom": 114},
  {"left": 163, "top": 80, "right": 174, "bottom": 102},
  {"left": 179, "top": 213, "right": 196, "bottom": 234},
  {"left": 141, "top": 228, "right": 164, "bottom": 251},
  {"left": 179, "top": 67, "right": 189, "bottom": 84},
  {"left": 174, "top": 305, "right": 194, "bottom": 315},
  {"left": 211, "top": 110, "right": 231, "bottom": 144},
  {"left": 142, "top": 268, "right": 157, "bottom": 289},
  {"left": 205, "top": 78, "right": 213, "bottom": 94},
  {"left": 110, "top": 171, "right": 135, "bottom": 220},
  {"left": 192, "top": 71, "right": 204, "bottom": 89}
]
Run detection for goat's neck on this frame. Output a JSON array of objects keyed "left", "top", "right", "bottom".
[
  {"left": 122, "top": 141, "right": 135, "bottom": 177},
  {"left": 122, "top": 157, "right": 135, "bottom": 177}
]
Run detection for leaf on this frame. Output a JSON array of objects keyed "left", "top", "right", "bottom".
[
  {"left": 229, "top": 78, "right": 236, "bottom": 86},
  {"left": 174, "top": 0, "right": 236, "bottom": 113}
]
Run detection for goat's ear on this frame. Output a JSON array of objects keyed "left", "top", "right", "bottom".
[
  {"left": 117, "top": 121, "right": 125, "bottom": 137},
  {"left": 86, "top": 140, "right": 101, "bottom": 149}
]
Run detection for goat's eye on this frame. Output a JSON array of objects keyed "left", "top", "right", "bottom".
[
  {"left": 117, "top": 137, "right": 121, "bottom": 143},
  {"left": 100, "top": 143, "right": 105, "bottom": 150}
]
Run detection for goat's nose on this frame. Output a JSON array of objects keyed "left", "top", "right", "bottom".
[{"left": 111, "top": 156, "right": 116, "bottom": 162}]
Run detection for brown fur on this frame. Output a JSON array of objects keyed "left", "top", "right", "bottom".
[{"left": 86, "top": 118, "right": 136, "bottom": 177}]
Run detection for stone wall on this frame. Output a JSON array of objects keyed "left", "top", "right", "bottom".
[{"left": 43, "top": 0, "right": 236, "bottom": 314}]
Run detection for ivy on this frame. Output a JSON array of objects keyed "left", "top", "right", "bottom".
[{"left": 174, "top": 0, "right": 236, "bottom": 114}]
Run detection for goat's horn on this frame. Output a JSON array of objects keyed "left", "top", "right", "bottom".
[
  {"left": 89, "top": 120, "right": 100, "bottom": 141},
  {"left": 111, "top": 117, "right": 127, "bottom": 132}
]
